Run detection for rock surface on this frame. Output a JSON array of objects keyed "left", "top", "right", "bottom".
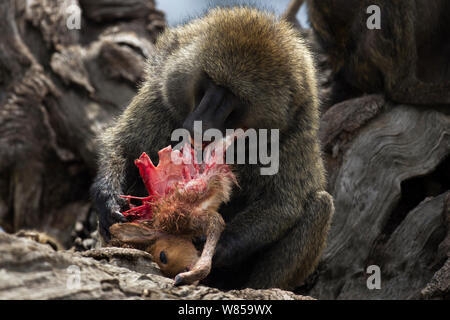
[{"left": 0, "top": 232, "right": 312, "bottom": 300}]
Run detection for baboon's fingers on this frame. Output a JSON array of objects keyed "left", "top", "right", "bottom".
[{"left": 99, "top": 209, "right": 127, "bottom": 242}]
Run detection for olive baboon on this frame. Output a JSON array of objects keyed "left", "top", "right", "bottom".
[{"left": 91, "top": 6, "right": 334, "bottom": 290}]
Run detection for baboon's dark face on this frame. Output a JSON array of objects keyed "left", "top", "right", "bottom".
[
  {"left": 182, "top": 74, "right": 247, "bottom": 139},
  {"left": 163, "top": 60, "right": 293, "bottom": 138}
]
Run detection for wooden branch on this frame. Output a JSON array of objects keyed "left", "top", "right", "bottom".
[
  {"left": 282, "top": 0, "right": 304, "bottom": 27},
  {"left": 80, "top": 0, "right": 154, "bottom": 22},
  {"left": 319, "top": 94, "right": 386, "bottom": 191},
  {"left": 311, "top": 105, "right": 450, "bottom": 299},
  {"left": 0, "top": 0, "right": 164, "bottom": 246}
]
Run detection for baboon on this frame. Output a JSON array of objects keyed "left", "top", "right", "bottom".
[
  {"left": 306, "top": 0, "right": 450, "bottom": 105},
  {"left": 91, "top": 6, "right": 334, "bottom": 290},
  {"left": 109, "top": 142, "right": 236, "bottom": 285}
]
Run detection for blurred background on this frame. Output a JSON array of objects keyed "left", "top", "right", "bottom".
[{"left": 155, "top": 0, "right": 309, "bottom": 27}]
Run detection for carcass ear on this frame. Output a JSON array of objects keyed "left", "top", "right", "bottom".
[{"left": 109, "top": 222, "right": 162, "bottom": 248}]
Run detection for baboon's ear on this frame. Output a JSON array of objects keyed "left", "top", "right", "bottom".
[{"left": 109, "top": 222, "right": 161, "bottom": 247}]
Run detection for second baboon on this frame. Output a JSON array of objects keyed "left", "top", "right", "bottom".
[
  {"left": 91, "top": 6, "right": 334, "bottom": 290},
  {"left": 307, "top": 0, "right": 450, "bottom": 105}
]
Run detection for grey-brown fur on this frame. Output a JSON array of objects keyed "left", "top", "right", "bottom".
[
  {"left": 307, "top": 0, "right": 450, "bottom": 105},
  {"left": 91, "top": 6, "right": 334, "bottom": 290}
]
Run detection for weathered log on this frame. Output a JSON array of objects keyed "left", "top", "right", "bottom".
[
  {"left": 0, "top": 0, "right": 164, "bottom": 246},
  {"left": 421, "top": 193, "right": 450, "bottom": 299},
  {"left": 308, "top": 105, "right": 450, "bottom": 299},
  {"left": 24, "top": 0, "right": 80, "bottom": 48}
]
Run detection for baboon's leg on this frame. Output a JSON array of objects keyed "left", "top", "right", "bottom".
[{"left": 244, "top": 191, "right": 334, "bottom": 290}]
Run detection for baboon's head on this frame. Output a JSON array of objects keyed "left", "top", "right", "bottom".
[{"left": 157, "top": 7, "right": 318, "bottom": 139}]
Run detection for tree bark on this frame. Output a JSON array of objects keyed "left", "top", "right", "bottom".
[
  {"left": 0, "top": 0, "right": 449, "bottom": 300},
  {"left": 0, "top": 0, "right": 165, "bottom": 247},
  {"left": 305, "top": 103, "right": 450, "bottom": 299}
]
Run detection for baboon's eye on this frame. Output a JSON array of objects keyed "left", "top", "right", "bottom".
[{"left": 159, "top": 251, "right": 168, "bottom": 264}]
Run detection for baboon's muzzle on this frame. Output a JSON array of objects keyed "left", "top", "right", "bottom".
[{"left": 183, "top": 82, "right": 240, "bottom": 146}]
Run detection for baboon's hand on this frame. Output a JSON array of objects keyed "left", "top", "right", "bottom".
[{"left": 98, "top": 198, "right": 127, "bottom": 242}]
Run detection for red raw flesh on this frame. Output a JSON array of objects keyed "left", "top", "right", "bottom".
[{"left": 120, "top": 139, "right": 233, "bottom": 221}]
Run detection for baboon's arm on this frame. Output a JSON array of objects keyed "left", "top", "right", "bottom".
[{"left": 91, "top": 93, "right": 176, "bottom": 242}]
